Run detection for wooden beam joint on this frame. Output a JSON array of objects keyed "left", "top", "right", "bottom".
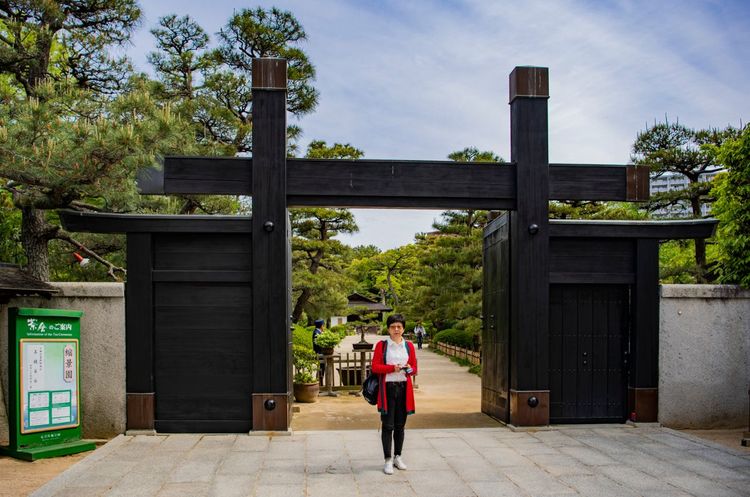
[
  {"left": 252, "top": 58, "right": 287, "bottom": 90},
  {"left": 626, "top": 166, "right": 651, "bottom": 201},
  {"left": 509, "top": 66, "right": 549, "bottom": 103}
]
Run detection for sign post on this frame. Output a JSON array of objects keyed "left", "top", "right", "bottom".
[{"left": 0, "top": 308, "right": 95, "bottom": 460}]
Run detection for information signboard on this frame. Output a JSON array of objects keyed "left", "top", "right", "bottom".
[{"left": 0, "top": 308, "right": 95, "bottom": 460}]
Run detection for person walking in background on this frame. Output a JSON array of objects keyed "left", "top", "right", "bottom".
[
  {"left": 370, "top": 313, "right": 418, "bottom": 475},
  {"left": 312, "top": 318, "right": 325, "bottom": 385},
  {"left": 414, "top": 321, "right": 426, "bottom": 349}
]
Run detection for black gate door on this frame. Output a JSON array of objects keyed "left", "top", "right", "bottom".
[
  {"left": 549, "top": 284, "right": 629, "bottom": 423},
  {"left": 482, "top": 215, "right": 510, "bottom": 422},
  {"left": 152, "top": 232, "right": 253, "bottom": 433}
]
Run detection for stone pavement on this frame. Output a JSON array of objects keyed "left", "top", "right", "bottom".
[
  {"left": 32, "top": 425, "right": 750, "bottom": 497},
  {"left": 27, "top": 340, "right": 750, "bottom": 496}
]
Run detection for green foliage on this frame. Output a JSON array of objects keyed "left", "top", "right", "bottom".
[
  {"left": 549, "top": 201, "right": 649, "bottom": 220},
  {"left": 313, "top": 329, "right": 342, "bottom": 349},
  {"left": 292, "top": 324, "right": 314, "bottom": 350},
  {"left": 711, "top": 125, "right": 750, "bottom": 287},
  {"left": 631, "top": 119, "right": 738, "bottom": 281},
  {"left": 389, "top": 147, "right": 499, "bottom": 331},
  {"left": 347, "top": 244, "right": 418, "bottom": 307},
  {"left": 659, "top": 240, "right": 703, "bottom": 283},
  {"left": 432, "top": 328, "right": 475, "bottom": 349},
  {"left": 148, "top": 8, "right": 318, "bottom": 155},
  {"left": 401, "top": 222, "right": 483, "bottom": 332},
  {"left": 1, "top": 4, "right": 319, "bottom": 280},
  {"left": 305, "top": 140, "right": 363, "bottom": 160},
  {"left": 292, "top": 344, "right": 318, "bottom": 383},
  {"left": 0, "top": 1, "right": 141, "bottom": 97},
  {"left": 0, "top": 191, "right": 23, "bottom": 264},
  {"left": 431, "top": 347, "right": 481, "bottom": 376},
  {"left": 290, "top": 140, "right": 362, "bottom": 322},
  {"left": 447, "top": 147, "right": 501, "bottom": 163},
  {"left": 329, "top": 324, "right": 348, "bottom": 339}
]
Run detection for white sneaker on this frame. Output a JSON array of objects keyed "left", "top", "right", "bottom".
[
  {"left": 393, "top": 455, "right": 407, "bottom": 470},
  {"left": 383, "top": 458, "right": 394, "bottom": 475}
]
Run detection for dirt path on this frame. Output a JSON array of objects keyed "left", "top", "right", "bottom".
[
  {"left": 0, "top": 450, "right": 91, "bottom": 497},
  {"left": 291, "top": 334, "right": 502, "bottom": 430}
]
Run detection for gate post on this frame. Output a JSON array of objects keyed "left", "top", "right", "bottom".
[
  {"left": 508, "top": 67, "right": 550, "bottom": 426},
  {"left": 629, "top": 238, "right": 659, "bottom": 422},
  {"left": 251, "top": 58, "right": 292, "bottom": 431}
]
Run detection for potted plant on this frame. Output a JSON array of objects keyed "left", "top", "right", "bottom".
[
  {"left": 293, "top": 345, "right": 319, "bottom": 402},
  {"left": 314, "top": 329, "right": 342, "bottom": 355}
]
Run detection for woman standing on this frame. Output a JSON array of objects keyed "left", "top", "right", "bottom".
[{"left": 371, "top": 313, "right": 418, "bottom": 475}]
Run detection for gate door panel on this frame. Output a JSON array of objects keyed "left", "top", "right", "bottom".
[
  {"left": 549, "top": 284, "right": 628, "bottom": 423},
  {"left": 152, "top": 233, "right": 252, "bottom": 433},
  {"left": 482, "top": 215, "right": 510, "bottom": 422}
]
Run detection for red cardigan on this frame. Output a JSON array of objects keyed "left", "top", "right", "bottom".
[{"left": 371, "top": 339, "right": 418, "bottom": 415}]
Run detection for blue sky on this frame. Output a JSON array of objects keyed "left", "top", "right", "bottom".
[{"left": 127, "top": 0, "right": 749, "bottom": 249}]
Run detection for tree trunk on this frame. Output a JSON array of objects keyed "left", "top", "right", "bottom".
[
  {"left": 291, "top": 249, "right": 323, "bottom": 322},
  {"left": 292, "top": 288, "right": 312, "bottom": 323},
  {"left": 21, "top": 207, "right": 51, "bottom": 281}
]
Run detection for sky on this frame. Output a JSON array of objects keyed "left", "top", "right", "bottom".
[{"left": 126, "top": 0, "right": 749, "bottom": 249}]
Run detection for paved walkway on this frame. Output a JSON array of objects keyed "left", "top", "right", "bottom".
[
  {"left": 292, "top": 337, "right": 500, "bottom": 430},
  {"left": 32, "top": 426, "right": 750, "bottom": 497},
  {"left": 30, "top": 338, "right": 750, "bottom": 496}
]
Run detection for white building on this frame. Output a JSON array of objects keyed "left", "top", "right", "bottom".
[{"left": 649, "top": 169, "right": 723, "bottom": 218}]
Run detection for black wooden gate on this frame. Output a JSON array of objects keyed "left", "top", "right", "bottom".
[
  {"left": 482, "top": 214, "right": 510, "bottom": 421},
  {"left": 59, "top": 59, "right": 719, "bottom": 431},
  {"left": 549, "top": 284, "right": 629, "bottom": 423},
  {"left": 151, "top": 232, "right": 253, "bottom": 433}
]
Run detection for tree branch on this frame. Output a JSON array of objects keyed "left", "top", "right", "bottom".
[{"left": 55, "top": 230, "right": 127, "bottom": 281}]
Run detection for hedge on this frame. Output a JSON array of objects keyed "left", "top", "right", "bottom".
[{"left": 432, "top": 328, "right": 475, "bottom": 349}]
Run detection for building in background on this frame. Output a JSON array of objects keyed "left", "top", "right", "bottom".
[{"left": 649, "top": 170, "right": 724, "bottom": 218}]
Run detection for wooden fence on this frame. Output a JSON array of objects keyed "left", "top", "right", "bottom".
[
  {"left": 320, "top": 350, "right": 374, "bottom": 390},
  {"left": 435, "top": 342, "right": 481, "bottom": 365}
]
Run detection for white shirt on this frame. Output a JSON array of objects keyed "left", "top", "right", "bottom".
[{"left": 384, "top": 337, "right": 409, "bottom": 382}]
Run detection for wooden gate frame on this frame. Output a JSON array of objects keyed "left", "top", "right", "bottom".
[{"left": 61, "top": 58, "right": 716, "bottom": 431}]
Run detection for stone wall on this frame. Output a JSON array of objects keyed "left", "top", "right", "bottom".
[
  {"left": 1, "top": 283, "right": 125, "bottom": 442},
  {"left": 659, "top": 284, "right": 750, "bottom": 428}
]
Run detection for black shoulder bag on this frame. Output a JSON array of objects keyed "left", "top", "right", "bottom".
[{"left": 362, "top": 340, "right": 387, "bottom": 405}]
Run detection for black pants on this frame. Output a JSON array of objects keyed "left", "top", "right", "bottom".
[
  {"left": 381, "top": 381, "right": 407, "bottom": 459},
  {"left": 417, "top": 335, "right": 423, "bottom": 349}
]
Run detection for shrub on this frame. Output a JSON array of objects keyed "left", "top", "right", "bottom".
[
  {"left": 433, "top": 328, "right": 474, "bottom": 349},
  {"left": 293, "top": 359, "right": 318, "bottom": 383},
  {"left": 314, "top": 329, "right": 342, "bottom": 348},
  {"left": 292, "top": 324, "right": 314, "bottom": 350},
  {"left": 330, "top": 324, "right": 348, "bottom": 339},
  {"left": 292, "top": 344, "right": 319, "bottom": 384}
]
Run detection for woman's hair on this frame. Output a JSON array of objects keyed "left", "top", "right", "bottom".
[{"left": 386, "top": 313, "right": 406, "bottom": 328}]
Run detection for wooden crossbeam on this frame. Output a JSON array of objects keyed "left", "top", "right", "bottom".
[
  {"left": 59, "top": 211, "right": 251, "bottom": 233},
  {"left": 142, "top": 158, "right": 650, "bottom": 207},
  {"left": 549, "top": 219, "right": 717, "bottom": 239}
]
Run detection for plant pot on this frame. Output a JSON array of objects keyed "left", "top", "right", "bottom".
[
  {"left": 352, "top": 342, "right": 373, "bottom": 351},
  {"left": 293, "top": 382, "right": 319, "bottom": 403},
  {"left": 320, "top": 347, "right": 335, "bottom": 356}
]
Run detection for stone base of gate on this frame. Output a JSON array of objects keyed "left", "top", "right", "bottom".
[
  {"left": 126, "top": 393, "right": 154, "bottom": 430},
  {"left": 509, "top": 389, "right": 549, "bottom": 426},
  {"left": 628, "top": 387, "right": 658, "bottom": 422},
  {"left": 252, "top": 392, "right": 292, "bottom": 431}
]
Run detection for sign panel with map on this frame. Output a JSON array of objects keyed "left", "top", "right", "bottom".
[{"left": 0, "top": 308, "right": 95, "bottom": 460}]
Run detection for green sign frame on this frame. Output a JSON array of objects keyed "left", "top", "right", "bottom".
[{"left": 1, "top": 308, "right": 95, "bottom": 460}]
